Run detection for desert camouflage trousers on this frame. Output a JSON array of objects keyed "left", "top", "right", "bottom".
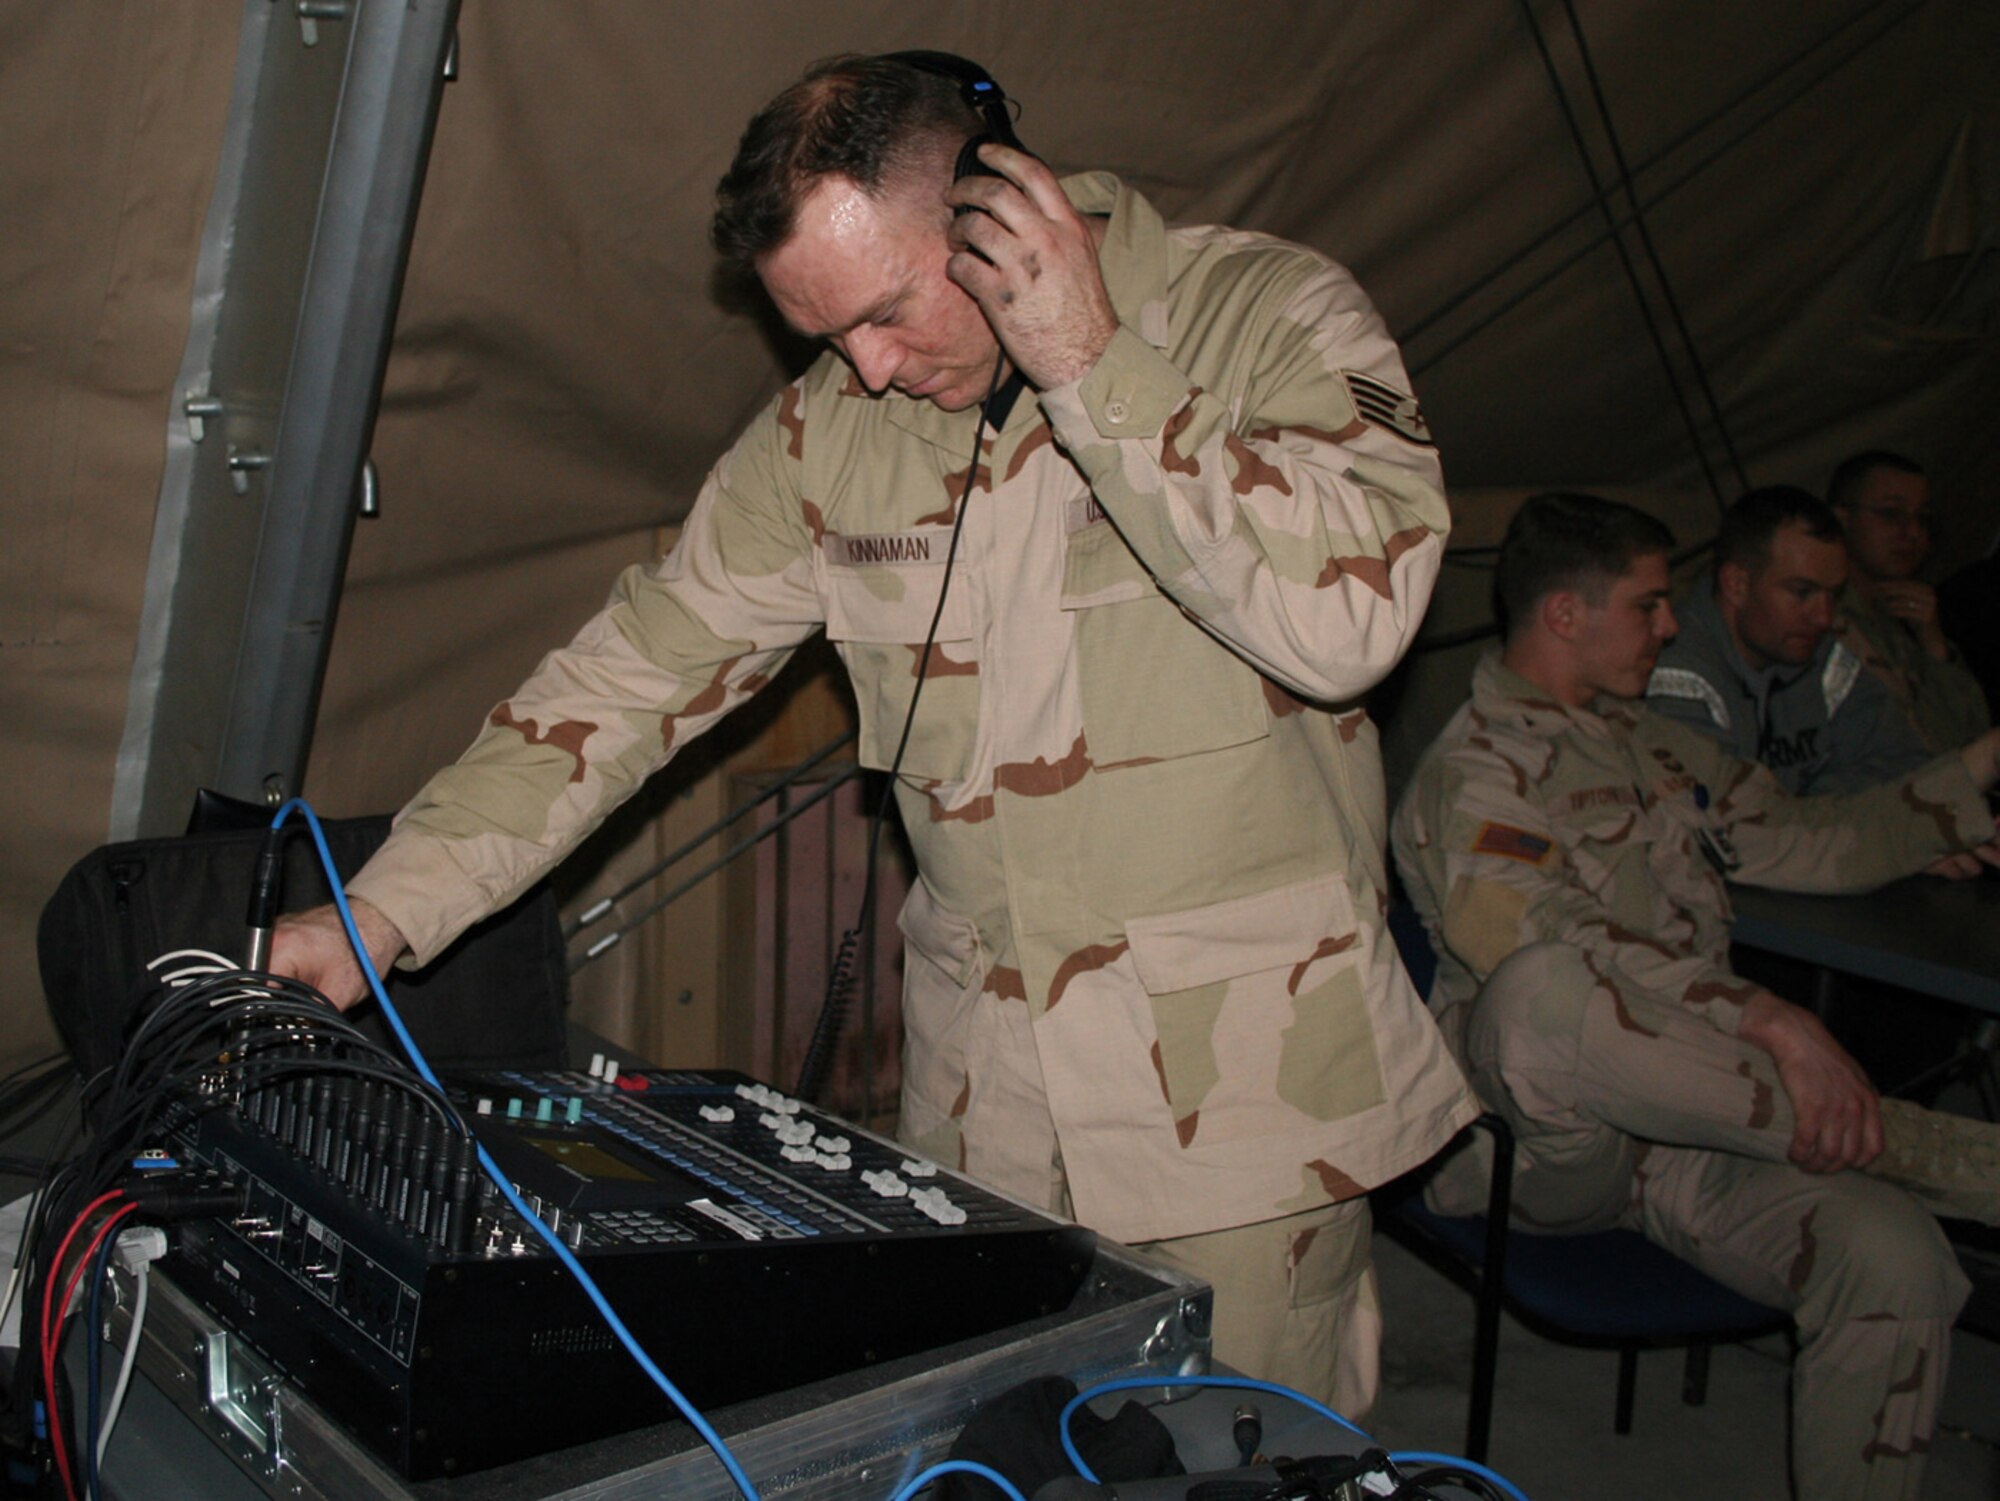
[
  {"left": 1135, "top": 1198, "right": 1380, "bottom": 1422},
  {"left": 1034, "top": 1136, "right": 1379, "bottom": 1419},
  {"left": 1436, "top": 943, "right": 1974, "bottom": 1501}
]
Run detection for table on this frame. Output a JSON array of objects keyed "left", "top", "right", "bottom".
[{"left": 1729, "top": 874, "right": 2000, "bottom": 1017}]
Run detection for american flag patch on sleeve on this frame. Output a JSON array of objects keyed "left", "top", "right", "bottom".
[{"left": 1471, "top": 822, "right": 1553, "bottom": 864}]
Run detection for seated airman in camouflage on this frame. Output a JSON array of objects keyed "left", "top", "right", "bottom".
[
  {"left": 1393, "top": 491, "right": 2000, "bottom": 1501},
  {"left": 1827, "top": 451, "right": 1992, "bottom": 756}
]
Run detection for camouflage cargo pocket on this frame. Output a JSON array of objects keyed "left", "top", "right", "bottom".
[
  {"left": 894, "top": 877, "right": 986, "bottom": 1158},
  {"left": 1126, "top": 873, "right": 1386, "bottom": 1148},
  {"left": 823, "top": 539, "right": 981, "bottom": 782},
  {"left": 1060, "top": 519, "right": 1267, "bottom": 766},
  {"left": 1554, "top": 797, "right": 1658, "bottom": 932}
]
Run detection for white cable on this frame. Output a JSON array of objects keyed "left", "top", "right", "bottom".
[
  {"left": 95, "top": 1260, "right": 148, "bottom": 1468},
  {"left": 154, "top": 966, "right": 226, "bottom": 987},
  {"left": 0, "top": 1187, "right": 49, "bottom": 1351},
  {"left": 144, "top": 949, "right": 238, "bottom": 973},
  {"left": 0, "top": 1253, "right": 24, "bottom": 1345}
]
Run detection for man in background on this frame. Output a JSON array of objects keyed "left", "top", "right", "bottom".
[
  {"left": 1828, "top": 451, "right": 1990, "bottom": 753},
  {"left": 1646, "top": 485, "right": 1931, "bottom": 795},
  {"left": 1394, "top": 491, "right": 2000, "bottom": 1501}
]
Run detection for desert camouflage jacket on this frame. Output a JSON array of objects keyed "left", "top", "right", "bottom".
[
  {"left": 1394, "top": 653, "right": 1991, "bottom": 1045},
  {"left": 351, "top": 173, "right": 1474, "bottom": 1243},
  {"left": 1833, "top": 582, "right": 1989, "bottom": 756},
  {"left": 1645, "top": 575, "right": 1930, "bottom": 795}
]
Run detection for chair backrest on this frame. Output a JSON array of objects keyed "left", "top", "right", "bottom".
[{"left": 1387, "top": 901, "right": 1439, "bottom": 999}]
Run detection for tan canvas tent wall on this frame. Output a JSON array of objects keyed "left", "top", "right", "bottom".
[{"left": 5, "top": 1, "right": 1996, "bottom": 1072}]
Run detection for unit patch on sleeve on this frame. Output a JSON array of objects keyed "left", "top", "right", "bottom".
[
  {"left": 1470, "top": 821, "right": 1554, "bottom": 865},
  {"left": 1340, "top": 370, "right": 1434, "bottom": 447}
]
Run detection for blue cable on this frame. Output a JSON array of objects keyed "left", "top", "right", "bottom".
[
  {"left": 276, "top": 802, "right": 1518, "bottom": 1501},
  {"left": 1388, "top": 1449, "right": 1533, "bottom": 1501},
  {"left": 1061, "top": 1374, "right": 1530, "bottom": 1501},
  {"left": 890, "top": 1459, "right": 1028, "bottom": 1501},
  {"left": 271, "top": 799, "right": 762, "bottom": 1501}
]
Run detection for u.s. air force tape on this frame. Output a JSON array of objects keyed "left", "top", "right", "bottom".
[{"left": 1341, "top": 370, "right": 1434, "bottom": 447}]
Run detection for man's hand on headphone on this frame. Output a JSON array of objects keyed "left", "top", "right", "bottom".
[{"left": 944, "top": 143, "right": 1118, "bottom": 392}]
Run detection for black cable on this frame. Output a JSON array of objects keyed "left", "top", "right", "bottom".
[
  {"left": 794, "top": 352, "right": 1011, "bottom": 1103},
  {"left": 1232, "top": 1403, "right": 1263, "bottom": 1467},
  {"left": 35, "top": 1196, "right": 131, "bottom": 1495},
  {"left": 244, "top": 825, "right": 289, "bottom": 971},
  {"left": 0, "top": 1063, "right": 81, "bottom": 1177},
  {"left": 6, "top": 961, "right": 477, "bottom": 1481},
  {"left": 84, "top": 1222, "right": 119, "bottom": 1501},
  {"left": 0, "top": 1053, "right": 71, "bottom": 1114},
  {"left": 1398, "top": 1464, "right": 1508, "bottom": 1501},
  {"left": 80, "top": 980, "right": 413, "bottom": 1171},
  {"left": 796, "top": 928, "right": 867, "bottom": 1106}
]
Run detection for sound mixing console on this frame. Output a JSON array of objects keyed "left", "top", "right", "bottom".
[{"left": 160, "top": 1065, "right": 1096, "bottom": 1479}]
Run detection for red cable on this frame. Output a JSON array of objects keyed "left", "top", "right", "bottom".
[
  {"left": 40, "top": 1198, "right": 120, "bottom": 1501},
  {"left": 47, "top": 1201, "right": 138, "bottom": 1501},
  {"left": 36, "top": 1192, "right": 122, "bottom": 1378},
  {"left": 39, "top": 1196, "right": 136, "bottom": 1501}
]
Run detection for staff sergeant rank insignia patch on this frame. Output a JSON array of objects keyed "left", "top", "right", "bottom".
[
  {"left": 1471, "top": 822, "right": 1553, "bottom": 864},
  {"left": 1341, "top": 370, "right": 1434, "bottom": 447}
]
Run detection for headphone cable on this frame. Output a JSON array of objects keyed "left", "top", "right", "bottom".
[{"left": 793, "top": 352, "right": 1014, "bottom": 1104}]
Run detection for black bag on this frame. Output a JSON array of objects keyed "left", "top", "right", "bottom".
[
  {"left": 38, "top": 813, "right": 569, "bottom": 1088},
  {"left": 936, "top": 1373, "right": 1183, "bottom": 1501}
]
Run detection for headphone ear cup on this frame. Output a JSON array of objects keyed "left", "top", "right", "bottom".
[
  {"left": 954, "top": 133, "right": 1001, "bottom": 185},
  {"left": 977, "top": 105, "right": 1025, "bottom": 157},
  {"left": 880, "top": 49, "right": 1032, "bottom": 168}
]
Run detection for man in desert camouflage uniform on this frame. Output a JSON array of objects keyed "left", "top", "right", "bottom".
[
  {"left": 1393, "top": 492, "right": 2000, "bottom": 1500},
  {"left": 1827, "top": 451, "right": 1991, "bottom": 755},
  {"left": 273, "top": 54, "right": 1474, "bottom": 1410}
]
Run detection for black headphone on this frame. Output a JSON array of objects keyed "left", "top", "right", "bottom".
[{"left": 878, "top": 50, "right": 1028, "bottom": 183}]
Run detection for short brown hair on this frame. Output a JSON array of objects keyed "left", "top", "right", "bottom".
[
  {"left": 1494, "top": 493, "right": 1675, "bottom": 641},
  {"left": 712, "top": 55, "right": 984, "bottom": 265},
  {"left": 1714, "top": 485, "right": 1841, "bottom": 576},
  {"left": 1826, "top": 450, "right": 1924, "bottom": 513}
]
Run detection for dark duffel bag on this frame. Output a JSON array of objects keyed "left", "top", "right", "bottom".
[{"left": 38, "top": 810, "right": 568, "bottom": 1090}]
